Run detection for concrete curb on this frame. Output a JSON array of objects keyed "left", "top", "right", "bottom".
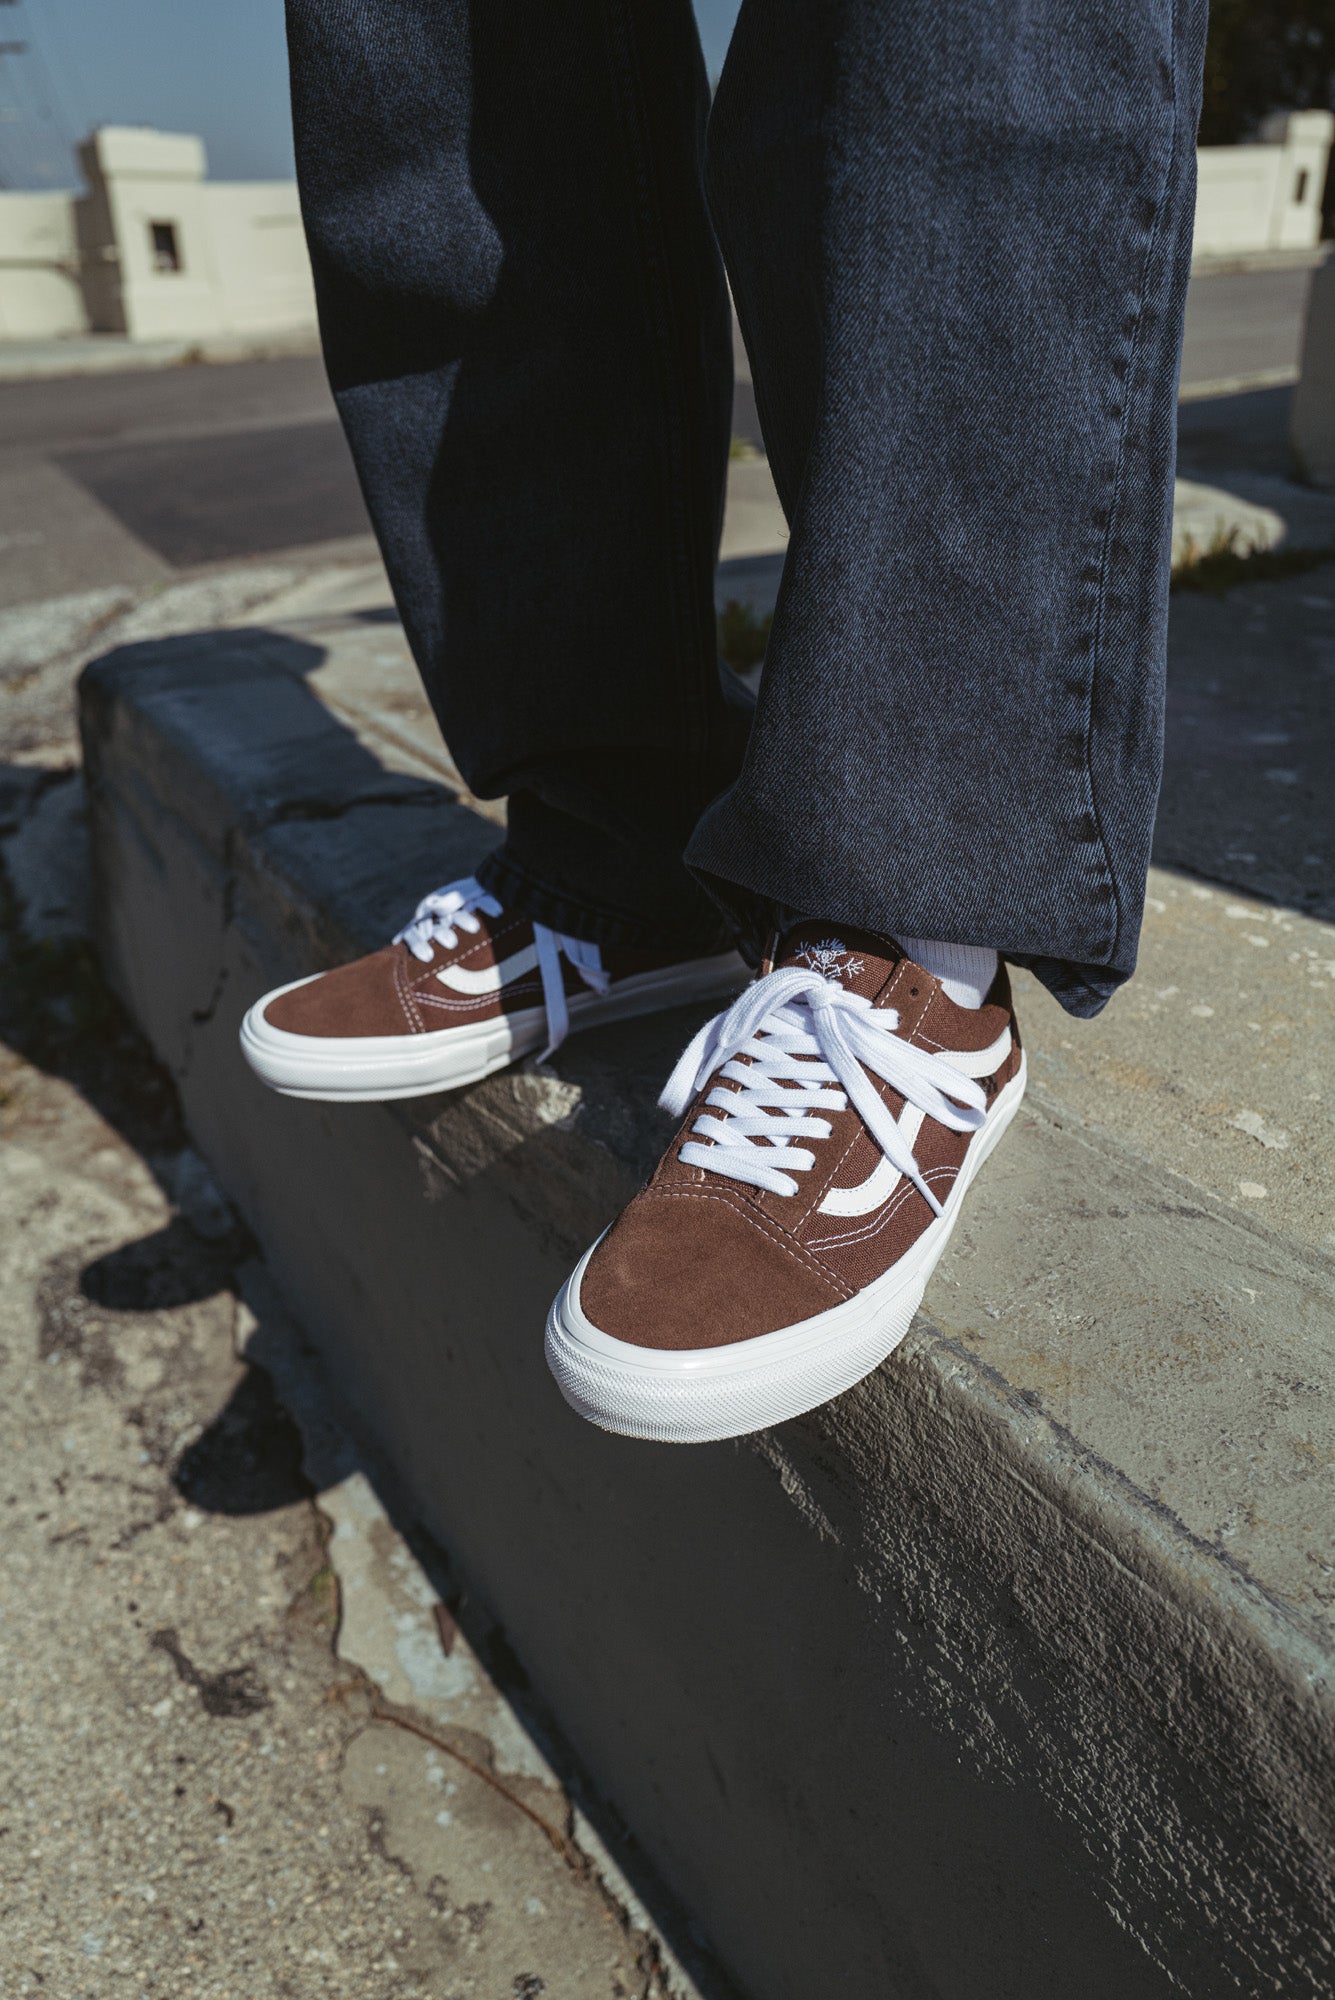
[
  {"left": 79, "top": 629, "right": 1335, "bottom": 1999},
  {"left": 0, "top": 329, "right": 320, "bottom": 382}
]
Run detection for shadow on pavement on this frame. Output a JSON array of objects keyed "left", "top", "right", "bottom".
[
  {"left": 1159, "top": 557, "right": 1334, "bottom": 920},
  {"left": 1177, "top": 384, "right": 1296, "bottom": 481},
  {"left": 58, "top": 421, "right": 373, "bottom": 568},
  {"left": 173, "top": 1365, "right": 312, "bottom": 1517}
]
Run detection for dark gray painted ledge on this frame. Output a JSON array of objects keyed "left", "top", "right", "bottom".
[{"left": 79, "top": 628, "right": 1335, "bottom": 2000}]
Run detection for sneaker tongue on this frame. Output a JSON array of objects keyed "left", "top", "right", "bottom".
[{"left": 774, "top": 923, "right": 904, "bottom": 1003}]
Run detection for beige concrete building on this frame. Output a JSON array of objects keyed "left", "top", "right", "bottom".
[
  {"left": 0, "top": 188, "right": 86, "bottom": 339},
  {"left": 0, "top": 126, "right": 317, "bottom": 344},
  {"left": 1192, "top": 109, "right": 1333, "bottom": 262}
]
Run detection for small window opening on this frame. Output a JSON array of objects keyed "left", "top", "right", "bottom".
[
  {"left": 1294, "top": 169, "right": 1310, "bottom": 205},
  {"left": 149, "top": 220, "right": 181, "bottom": 272}
]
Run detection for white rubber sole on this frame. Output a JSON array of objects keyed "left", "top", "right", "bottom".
[
  {"left": 545, "top": 1056, "right": 1027, "bottom": 1444},
  {"left": 239, "top": 951, "right": 750, "bottom": 1102}
]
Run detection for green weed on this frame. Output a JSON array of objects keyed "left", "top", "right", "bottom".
[{"left": 717, "top": 598, "right": 772, "bottom": 674}]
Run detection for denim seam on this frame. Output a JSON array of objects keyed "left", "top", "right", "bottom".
[
  {"left": 1080, "top": 0, "right": 1181, "bottom": 975},
  {"left": 602, "top": 3, "right": 715, "bottom": 797}
]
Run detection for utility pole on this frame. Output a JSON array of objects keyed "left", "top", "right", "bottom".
[{"left": 0, "top": 39, "right": 23, "bottom": 187}]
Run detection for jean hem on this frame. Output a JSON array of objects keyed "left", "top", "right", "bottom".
[
  {"left": 477, "top": 847, "right": 736, "bottom": 956},
  {"left": 688, "top": 860, "right": 1128, "bottom": 1020}
]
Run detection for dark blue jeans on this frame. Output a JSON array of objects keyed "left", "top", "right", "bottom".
[{"left": 286, "top": 0, "right": 1206, "bottom": 1016}]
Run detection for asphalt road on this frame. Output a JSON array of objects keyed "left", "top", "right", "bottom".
[
  {"left": 0, "top": 261, "right": 1321, "bottom": 611},
  {"left": 0, "top": 357, "right": 368, "bottom": 608}
]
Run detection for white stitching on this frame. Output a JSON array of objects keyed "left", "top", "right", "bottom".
[
  {"left": 451, "top": 914, "right": 527, "bottom": 968},
  {"left": 393, "top": 951, "right": 424, "bottom": 1033},
  {"left": 413, "top": 980, "right": 543, "bottom": 1015}
]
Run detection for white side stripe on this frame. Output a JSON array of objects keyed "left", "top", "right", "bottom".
[
  {"left": 437, "top": 943, "right": 539, "bottom": 995},
  {"left": 816, "top": 1030, "right": 1011, "bottom": 1218},
  {"left": 937, "top": 1028, "right": 1012, "bottom": 1080},
  {"left": 819, "top": 1104, "right": 924, "bottom": 1216}
]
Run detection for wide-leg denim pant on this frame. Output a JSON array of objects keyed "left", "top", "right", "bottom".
[{"left": 286, "top": 0, "right": 1207, "bottom": 1017}]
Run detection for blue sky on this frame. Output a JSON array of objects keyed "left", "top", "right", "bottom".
[{"left": 7, "top": 0, "right": 742, "bottom": 188}]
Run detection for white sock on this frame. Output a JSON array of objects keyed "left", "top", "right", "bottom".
[{"left": 897, "top": 937, "right": 998, "bottom": 1009}]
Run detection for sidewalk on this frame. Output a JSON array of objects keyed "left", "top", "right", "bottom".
[{"left": 0, "top": 329, "right": 321, "bottom": 382}]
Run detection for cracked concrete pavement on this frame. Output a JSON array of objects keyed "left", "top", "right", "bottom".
[{"left": 0, "top": 565, "right": 711, "bottom": 2000}]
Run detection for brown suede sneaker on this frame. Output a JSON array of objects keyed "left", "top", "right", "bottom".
[
  {"left": 545, "top": 923, "right": 1025, "bottom": 1442},
  {"left": 240, "top": 876, "right": 748, "bottom": 1101}
]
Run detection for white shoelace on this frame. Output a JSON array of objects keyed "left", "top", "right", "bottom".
[
  {"left": 394, "top": 876, "right": 608, "bottom": 1059},
  {"left": 659, "top": 967, "right": 989, "bottom": 1216}
]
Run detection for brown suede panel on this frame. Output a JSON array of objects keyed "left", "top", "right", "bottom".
[
  {"left": 262, "top": 912, "right": 716, "bottom": 1040},
  {"left": 263, "top": 946, "right": 415, "bottom": 1037},
  {"left": 581, "top": 930, "right": 1021, "bottom": 1348},
  {"left": 579, "top": 1183, "right": 848, "bottom": 1350},
  {"left": 780, "top": 922, "right": 906, "bottom": 1001}
]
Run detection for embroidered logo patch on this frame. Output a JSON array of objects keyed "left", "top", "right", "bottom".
[{"left": 796, "top": 937, "right": 865, "bottom": 984}]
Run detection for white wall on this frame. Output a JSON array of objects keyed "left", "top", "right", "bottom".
[
  {"left": 0, "top": 126, "right": 319, "bottom": 345},
  {"left": 0, "top": 190, "right": 88, "bottom": 339},
  {"left": 1194, "top": 110, "right": 1334, "bottom": 262},
  {"left": 204, "top": 182, "right": 317, "bottom": 336},
  {"left": 80, "top": 127, "right": 222, "bottom": 340}
]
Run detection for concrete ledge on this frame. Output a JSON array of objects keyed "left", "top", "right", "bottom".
[{"left": 80, "top": 625, "right": 1335, "bottom": 1998}]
